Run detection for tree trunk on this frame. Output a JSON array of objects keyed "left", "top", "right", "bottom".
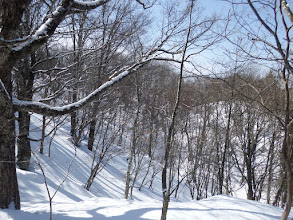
[
  {"left": 88, "top": 100, "right": 100, "bottom": 151},
  {"left": 0, "top": 44, "right": 20, "bottom": 210},
  {"left": 160, "top": 194, "right": 170, "bottom": 220},
  {"left": 85, "top": 162, "right": 100, "bottom": 190},
  {"left": 160, "top": 1, "right": 194, "bottom": 218},
  {"left": 281, "top": 68, "right": 293, "bottom": 220},
  {"left": 281, "top": 130, "right": 293, "bottom": 219},
  {"left": 40, "top": 116, "right": 46, "bottom": 154},
  {"left": 281, "top": 170, "right": 292, "bottom": 220},
  {"left": 124, "top": 140, "right": 135, "bottom": 199},
  {"left": 266, "top": 131, "right": 276, "bottom": 204},
  {"left": 17, "top": 111, "right": 31, "bottom": 170},
  {"left": 246, "top": 153, "right": 254, "bottom": 200},
  {"left": 88, "top": 119, "right": 96, "bottom": 151},
  {"left": 124, "top": 84, "right": 140, "bottom": 199},
  {"left": 0, "top": 94, "right": 20, "bottom": 209},
  {"left": 0, "top": 56, "right": 20, "bottom": 208},
  {"left": 0, "top": 0, "right": 31, "bottom": 209},
  {"left": 219, "top": 101, "right": 232, "bottom": 194},
  {"left": 16, "top": 55, "right": 35, "bottom": 170},
  {"left": 70, "top": 93, "right": 78, "bottom": 142}
]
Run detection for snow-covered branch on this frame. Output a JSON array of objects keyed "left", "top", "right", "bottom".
[
  {"left": 72, "top": 0, "right": 110, "bottom": 10},
  {"left": 9, "top": 0, "right": 108, "bottom": 55},
  {"left": 11, "top": 1, "right": 71, "bottom": 53},
  {"left": 0, "top": 79, "right": 11, "bottom": 101},
  {"left": 13, "top": 55, "right": 156, "bottom": 116},
  {"left": 281, "top": 0, "right": 293, "bottom": 25}
]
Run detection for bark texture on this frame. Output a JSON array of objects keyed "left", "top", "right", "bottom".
[
  {"left": 0, "top": 86, "right": 20, "bottom": 209},
  {"left": 16, "top": 56, "right": 35, "bottom": 170},
  {"left": 0, "top": 0, "right": 31, "bottom": 209}
]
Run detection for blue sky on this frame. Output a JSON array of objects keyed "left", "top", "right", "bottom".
[{"left": 201, "top": 0, "right": 231, "bottom": 16}]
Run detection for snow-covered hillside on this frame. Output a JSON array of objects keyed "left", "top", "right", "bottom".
[{"left": 0, "top": 114, "right": 292, "bottom": 220}]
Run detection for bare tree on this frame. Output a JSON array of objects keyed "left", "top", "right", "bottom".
[
  {"left": 0, "top": 0, "right": 188, "bottom": 209},
  {"left": 226, "top": 0, "right": 293, "bottom": 218},
  {"left": 32, "top": 141, "right": 77, "bottom": 220},
  {"left": 161, "top": 1, "right": 195, "bottom": 219}
]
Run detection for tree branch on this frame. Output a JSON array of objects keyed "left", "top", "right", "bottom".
[
  {"left": 0, "top": 79, "right": 11, "bottom": 101},
  {"left": 8, "top": 0, "right": 108, "bottom": 58},
  {"left": 72, "top": 0, "right": 110, "bottom": 10},
  {"left": 13, "top": 55, "right": 156, "bottom": 116},
  {"left": 281, "top": 0, "right": 293, "bottom": 25},
  {"left": 135, "top": 0, "right": 147, "bottom": 9}
]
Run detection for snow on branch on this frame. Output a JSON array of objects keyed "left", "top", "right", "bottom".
[
  {"left": 72, "top": 0, "right": 110, "bottom": 10},
  {"left": 13, "top": 55, "right": 156, "bottom": 116},
  {"left": 11, "top": 2, "right": 70, "bottom": 52},
  {"left": 10, "top": 0, "right": 108, "bottom": 54},
  {"left": 0, "top": 80, "right": 11, "bottom": 101},
  {"left": 281, "top": 0, "right": 293, "bottom": 25}
]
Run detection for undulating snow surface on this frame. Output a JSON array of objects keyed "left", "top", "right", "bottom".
[{"left": 0, "top": 114, "right": 292, "bottom": 220}]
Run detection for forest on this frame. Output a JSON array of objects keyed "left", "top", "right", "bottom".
[{"left": 0, "top": 0, "right": 293, "bottom": 220}]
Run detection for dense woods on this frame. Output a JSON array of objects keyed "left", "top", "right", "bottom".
[{"left": 0, "top": 0, "right": 293, "bottom": 219}]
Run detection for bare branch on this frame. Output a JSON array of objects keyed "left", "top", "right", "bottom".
[
  {"left": 135, "top": 0, "right": 157, "bottom": 9},
  {"left": 135, "top": 0, "right": 147, "bottom": 9}
]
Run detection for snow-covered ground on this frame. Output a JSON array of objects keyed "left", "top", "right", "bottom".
[
  {"left": 0, "top": 114, "right": 292, "bottom": 220},
  {"left": 1, "top": 195, "right": 289, "bottom": 220}
]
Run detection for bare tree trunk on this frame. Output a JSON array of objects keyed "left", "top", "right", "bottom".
[
  {"left": 139, "top": 128, "right": 156, "bottom": 190},
  {"left": 0, "top": 0, "right": 31, "bottom": 208},
  {"left": 281, "top": 136, "right": 293, "bottom": 220},
  {"left": 70, "top": 93, "right": 78, "bottom": 143},
  {"left": 14, "top": 5, "right": 36, "bottom": 168},
  {"left": 281, "top": 67, "right": 293, "bottom": 220},
  {"left": 266, "top": 131, "right": 276, "bottom": 204},
  {"left": 0, "top": 48, "right": 20, "bottom": 210},
  {"left": 273, "top": 166, "right": 286, "bottom": 206},
  {"left": 124, "top": 132, "right": 136, "bottom": 199},
  {"left": 161, "top": 1, "right": 194, "bottom": 218},
  {"left": 161, "top": 195, "right": 170, "bottom": 220},
  {"left": 130, "top": 156, "right": 143, "bottom": 198},
  {"left": 88, "top": 119, "right": 97, "bottom": 151},
  {"left": 85, "top": 162, "right": 100, "bottom": 190},
  {"left": 40, "top": 116, "right": 46, "bottom": 154},
  {"left": 125, "top": 78, "right": 140, "bottom": 199},
  {"left": 17, "top": 111, "right": 31, "bottom": 170},
  {"left": 70, "top": 14, "right": 79, "bottom": 144},
  {"left": 88, "top": 100, "right": 100, "bottom": 151},
  {"left": 219, "top": 100, "right": 232, "bottom": 194},
  {"left": 0, "top": 94, "right": 20, "bottom": 209}
]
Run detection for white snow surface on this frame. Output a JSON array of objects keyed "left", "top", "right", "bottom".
[{"left": 0, "top": 114, "right": 292, "bottom": 220}]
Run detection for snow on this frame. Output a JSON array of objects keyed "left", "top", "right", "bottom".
[
  {"left": 0, "top": 114, "right": 292, "bottom": 220},
  {"left": 0, "top": 79, "right": 11, "bottom": 100},
  {"left": 11, "top": 5, "right": 66, "bottom": 52},
  {"left": 73, "top": 0, "right": 107, "bottom": 7}
]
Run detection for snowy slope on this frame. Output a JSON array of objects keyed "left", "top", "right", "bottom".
[{"left": 0, "top": 114, "right": 292, "bottom": 220}]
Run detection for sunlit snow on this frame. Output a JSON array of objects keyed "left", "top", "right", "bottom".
[{"left": 0, "top": 114, "right": 291, "bottom": 220}]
